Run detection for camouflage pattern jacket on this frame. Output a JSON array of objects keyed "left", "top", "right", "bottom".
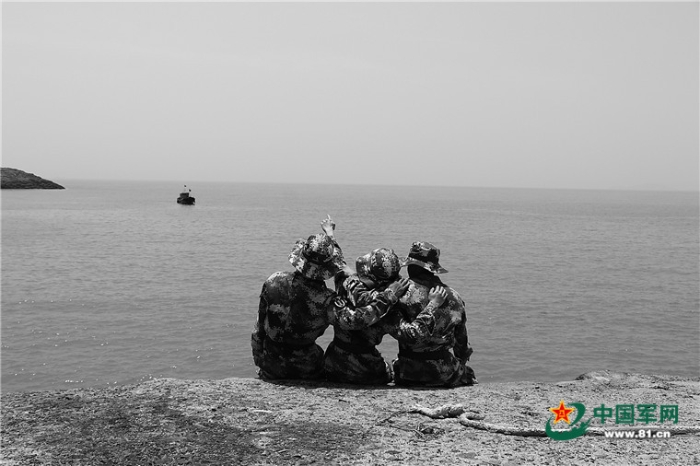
[
  {"left": 252, "top": 271, "right": 402, "bottom": 380},
  {"left": 391, "top": 271, "right": 475, "bottom": 387},
  {"left": 324, "top": 275, "right": 439, "bottom": 385}
]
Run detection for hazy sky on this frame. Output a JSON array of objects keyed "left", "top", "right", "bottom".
[{"left": 3, "top": 2, "right": 698, "bottom": 191}]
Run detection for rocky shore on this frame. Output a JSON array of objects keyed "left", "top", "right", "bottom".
[
  {"left": 1, "top": 168, "right": 64, "bottom": 189},
  {"left": 2, "top": 371, "right": 699, "bottom": 465}
]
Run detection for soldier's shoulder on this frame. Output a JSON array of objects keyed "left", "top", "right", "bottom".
[
  {"left": 398, "top": 280, "right": 426, "bottom": 304},
  {"left": 263, "top": 271, "right": 295, "bottom": 300},
  {"left": 447, "top": 287, "right": 466, "bottom": 308},
  {"left": 265, "top": 271, "right": 294, "bottom": 285},
  {"left": 448, "top": 286, "right": 463, "bottom": 299}
]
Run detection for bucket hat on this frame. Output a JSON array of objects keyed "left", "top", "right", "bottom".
[
  {"left": 289, "top": 234, "right": 344, "bottom": 281},
  {"left": 355, "top": 248, "right": 402, "bottom": 284},
  {"left": 369, "top": 248, "right": 402, "bottom": 282},
  {"left": 403, "top": 241, "right": 448, "bottom": 274}
]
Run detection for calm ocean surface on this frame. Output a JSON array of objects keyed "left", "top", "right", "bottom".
[{"left": 2, "top": 180, "right": 698, "bottom": 392}]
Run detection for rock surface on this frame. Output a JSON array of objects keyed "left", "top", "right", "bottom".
[
  {"left": 1, "top": 371, "right": 699, "bottom": 465},
  {"left": 1, "top": 167, "right": 64, "bottom": 189}
]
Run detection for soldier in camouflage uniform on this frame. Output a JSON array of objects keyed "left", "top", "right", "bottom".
[
  {"left": 252, "top": 218, "right": 409, "bottom": 380},
  {"left": 391, "top": 241, "right": 477, "bottom": 387},
  {"left": 324, "top": 248, "right": 402, "bottom": 384},
  {"left": 324, "top": 248, "right": 448, "bottom": 385}
]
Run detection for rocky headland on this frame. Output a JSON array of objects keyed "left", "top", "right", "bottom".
[
  {"left": 1, "top": 371, "right": 699, "bottom": 465},
  {"left": 1, "top": 168, "right": 64, "bottom": 189}
]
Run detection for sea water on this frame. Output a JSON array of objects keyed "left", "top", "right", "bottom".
[{"left": 2, "top": 180, "right": 698, "bottom": 392}]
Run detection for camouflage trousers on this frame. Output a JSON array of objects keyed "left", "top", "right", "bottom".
[
  {"left": 392, "top": 348, "right": 477, "bottom": 387},
  {"left": 323, "top": 339, "right": 392, "bottom": 385},
  {"left": 257, "top": 337, "right": 325, "bottom": 380}
]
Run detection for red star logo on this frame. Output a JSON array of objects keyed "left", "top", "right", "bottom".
[{"left": 549, "top": 400, "right": 575, "bottom": 425}]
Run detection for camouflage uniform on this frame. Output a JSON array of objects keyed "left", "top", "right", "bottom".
[
  {"left": 324, "top": 249, "right": 408, "bottom": 385},
  {"left": 391, "top": 242, "right": 476, "bottom": 387},
  {"left": 323, "top": 279, "right": 387, "bottom": 384},
  {"left": 252, "top": 236, "right": 403, "bottom": 380},
  {"left": 252, "top": 270, "right": 332, "bottom": 380}
]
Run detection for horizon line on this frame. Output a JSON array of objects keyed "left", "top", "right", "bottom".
[{"left": 46, "top": 177, "right": 700, "bottom": 194}]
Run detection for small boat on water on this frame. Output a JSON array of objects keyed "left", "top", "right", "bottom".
[{"left": 177, "top": 185, "right": 195, "bottom": 205}]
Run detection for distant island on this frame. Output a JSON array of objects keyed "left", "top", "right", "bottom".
[{"left": 1, "top": 168, "right": 65, "bottom": 189}]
